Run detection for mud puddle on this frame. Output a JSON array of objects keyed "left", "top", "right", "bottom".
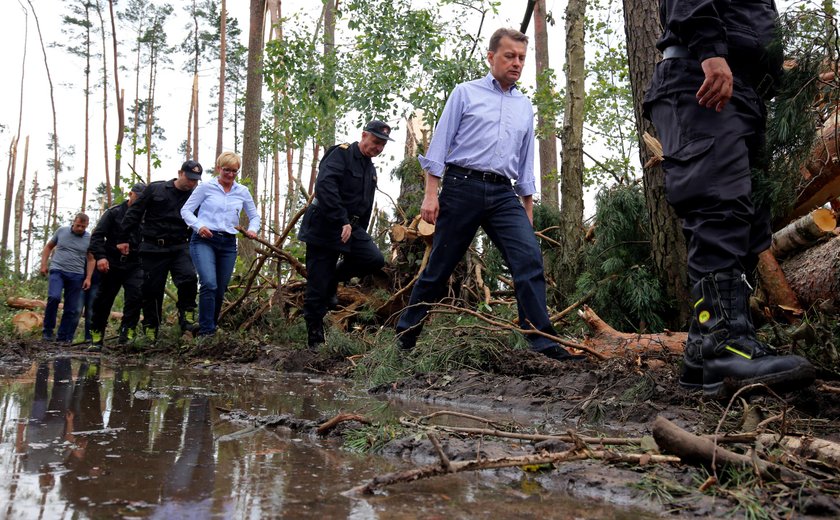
[{"left": 0, "top": 357, "right": 659, "bottom": 519}]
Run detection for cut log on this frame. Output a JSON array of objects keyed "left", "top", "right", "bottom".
[
  {"left": 780, "top": 234, "right": 840, "bottom": 307},
  {"left": 770, "top": 208, "right": 836, "bottom": 259},
  {"left": 578, "top": 305, "right": 686, "bottom": 357},
  {"left": 756, "top": 249, "right": 802, "bottom": 320},
  {"left": 417, "top": 219, "right": 435, "bottom": 239},
  {"left": 12, "top": 311, "right": 43, "bottom": 333},
  {"left": 7, "top": 296, "right": 123, "bottom": 321},
  {"left": 790, "top": 108, "right": 840, "bottom": 221},
  {"left": 756, "top": 434, "right": 840, "bottom": 472}
]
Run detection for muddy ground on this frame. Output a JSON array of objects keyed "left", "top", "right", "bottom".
[{"left": 2, "top": 336, "right": 839, "bottom": 518}]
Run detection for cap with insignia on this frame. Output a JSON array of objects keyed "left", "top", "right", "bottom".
[
  {"left": 180, "top": 160, "right": 203, "bottom": 180},
  {"left": 363, "top": 120, "right": 395, "bottom": 142}
]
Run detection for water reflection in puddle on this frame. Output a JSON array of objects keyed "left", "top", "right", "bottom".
[{"left": 1, "top": 358, "right": 655, "bottom": 519}]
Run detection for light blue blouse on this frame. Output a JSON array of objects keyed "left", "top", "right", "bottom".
[{"left": 181, "top": 177, "right": 260, "bottom": 234}]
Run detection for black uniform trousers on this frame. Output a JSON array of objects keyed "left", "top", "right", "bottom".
[
  {"left": 90, "top": 259, "right": 143, "bottom": 334},
  {"left": 139, "top": 248, "right": 198, "bottom": 330},
  {"left": 303, "top": 235, "right": 384, "bottom": 328},
  {"left": 649, "top": 89, "right": 771, "bottom": 283}
]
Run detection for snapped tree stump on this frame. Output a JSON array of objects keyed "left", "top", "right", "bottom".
[{"left": 578, "top": 305, "right": 686, "bottom": 357}]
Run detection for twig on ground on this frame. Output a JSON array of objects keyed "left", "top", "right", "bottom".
[{"left": 316, "top": 413, "right": 372, "bottom": 436}]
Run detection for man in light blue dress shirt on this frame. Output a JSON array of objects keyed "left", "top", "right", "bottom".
[{"left": 395, "top": 28, "right": 582, "bottom": 362}]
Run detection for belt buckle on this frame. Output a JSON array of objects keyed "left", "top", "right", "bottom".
[
  {"left": 156, "top": 238, "right": 165, "bottom": 246},
  {"left": 120, "top": 255, "right": 128, "bottom": 263}
]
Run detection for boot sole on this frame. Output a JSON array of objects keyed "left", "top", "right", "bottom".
[{"left": 703, "top": 364, "right": 816, "bottom": 399}]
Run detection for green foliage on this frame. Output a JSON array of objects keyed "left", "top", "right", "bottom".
[
  {"left": 532, "top": 68, "right": 565, "bottom": 141},
  {"left": 582, "top": 0, "right": 637, "bottom": 187},
  {"left": 758, "top": 6, "right": 840, "bottom": 220},
  {"left": 343, "top": 423, "right": 406, "bottom": 453},
  {"left": 574, "top": 184, "right": 670, "bottom": 332}
]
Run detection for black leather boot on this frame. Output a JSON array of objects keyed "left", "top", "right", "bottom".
[
  {"left": 307, "top": 320, "right": 325, "bottom": 349},
  {"left": 179, "top": 309, "right": 199, "bottom": 334},
  {"left": 694, "top": 271, "right": 815, "bottom": 398},
  {"left": 679, "top": 316, "right": 703, "bottom": 389}
]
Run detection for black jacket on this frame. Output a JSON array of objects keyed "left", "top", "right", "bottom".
[
  {"left": 645, "top": 0, "right": 782, "bottom": 106},
  {"left": 119, "top": 179, "right": 195, "bottom": 252},
  {"left": 298, "top": 142, "right": 377, "bottom": 252},
  {"left": 89, "top": 201, "right": 141, "bottom": 264}
]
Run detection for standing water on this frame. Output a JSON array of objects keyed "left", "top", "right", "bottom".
[{"left": 0, "top": 357, "right": 658, "bottom": 519}]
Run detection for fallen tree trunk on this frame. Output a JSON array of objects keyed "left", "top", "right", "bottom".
[
  {"left": 7, "top": 297, "right": 123, "bottom": 321},
  {"left": 770, "top": 208, "right": 836, "bottom": 259},
  {"left": 652, "top": 416, "right": 808, "bottom": 483},
  {"left": 780, "top": 234, "right": 840, "bottom": 307},
  {"left": 578, "top": 305, "right": 686, "bottom": 357},
  {"left": 756, "top": 249, "right": 802, "bottom": 319},
  {"left": 789, "top": 108, "right": 840, "bottom": 221}
]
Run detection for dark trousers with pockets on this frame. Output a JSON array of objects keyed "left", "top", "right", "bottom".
[
  {"left": 140, "top": 249, "right": 197, "bottom": 330},
  {"left": 90, "top": 261, "right": 144, "bottom": 335},
  {"left": 396, "top": 171, "right": 557, "bottom": 351},
  {"left": 303, "top": 236, "right": 385, "bottom": 329},
  {"left": 649, "top": 90, "right": 771, "bottom": 282}
]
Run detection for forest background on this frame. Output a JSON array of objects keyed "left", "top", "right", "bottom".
[{"left": 1, "top": 0, "right": 835, "bottom": 340}]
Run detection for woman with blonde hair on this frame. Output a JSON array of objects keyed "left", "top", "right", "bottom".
[{"left": 181, "top": 151, "right": 260, "bottom": 335}]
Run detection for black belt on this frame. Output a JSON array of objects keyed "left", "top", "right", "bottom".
[
  {"left": 446, "top": 164, "right": 510, "bottom": 185},
  {"left": 214, "top": 230, "right": 236, "bottom": 238},
  {"left": 143, "top": 236, "right": 187, "bottom": 246},
  {"left": 662, "top": 45, "right": 691, "bottom": 59}
]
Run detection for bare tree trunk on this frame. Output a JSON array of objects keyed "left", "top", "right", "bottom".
[
  {"left": 14, "top": 136, "right": 29, "bottom": 277},
  {"left": 241, "top": 0, "right": 267, "bottom": 261},
  {"left": 25, "top": 172, "right": 39, "bottom": 277},
  {"left": 27, "top": 0, "right": 60, "bottom": 235},
  {"left": 131, "top": 30, "right": 141, "bottom": 173},
  {"left": 193, "top": 79, "right": 199, "bottom": 163},
  {"left": 322, "top": 0, "right": 336, "bottom": 147},
  {"left": 95, "top": 0, "right": 112, "bottom": 206},
  {"left": 81, "top": 2, "right": 92, "bottom": 212},
  {"left": 267, "top": 0, "right": 281, "bottom": 242},
  {"left": 534, "top": 0, "right": 558, "bottom": 208},
  {"left": 108, "top": 0, "right": 124, "bottom": 192},
  {"left": 4, "top": 4, "right": 27, "bottom": 272},
  {"left": 557, "top": 0, "right": 587, "bottom": 294},
  {"left": 186, "top": 74, "right": 196, "bottom": 159},
  {"left": 216, "top": 0, "right": 228, "bottom": 160},
  {"left": 309, "top": 141, "right": 320, "bottom": 195},
  {"left": 623, "top": 0, "right": 689, "bottom": 321}
]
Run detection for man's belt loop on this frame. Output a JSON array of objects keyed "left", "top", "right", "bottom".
[{"left": 662, "top": 45, "right": 691, "bottom": 60}]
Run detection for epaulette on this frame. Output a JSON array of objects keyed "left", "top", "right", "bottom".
[{"left": 339, "top": 143, "right": 350, "bottom": 149}]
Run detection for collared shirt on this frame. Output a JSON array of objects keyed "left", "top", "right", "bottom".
[
  {"left": 418, "top": 73, "right": 536, "bottom": 197},
  {"left": 180, "top": 177, "right": 260, "bottom": 235}
]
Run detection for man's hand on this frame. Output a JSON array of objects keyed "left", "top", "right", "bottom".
[
  {"left": 697, "top": 57, "right": 733, "bottom": 112},
  {"left": 421, "top": 193, "right": 440, "bottom": 225},
  {"left": 96, "top": 258, "right": 110, "bottom": 273},
  {"left": 340, "top": 224, "right": 352, "bottom": 243},
  {"left": 39, "top": 264, "right": 48, "bottom": 276},
  {"left": 116, "top": 243, "right": 130, "bottom": 255},
  {"left": 82, "top": 278, "right": 91, "bottom": 291}
]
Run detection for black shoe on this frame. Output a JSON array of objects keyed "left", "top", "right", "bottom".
[
  {"left": 538, "top": 345, "right": 586, "bottom": 362},
  {"left": 679, "top": 319, "right": 703, "bottom": 390},
  {"left": 693, "top": 271, "right": 815, "bottom": 398},
  {"left": 395, "top": 329, "right": 416, "bottom": 351},
  {"left": 307, "top": 321, "right": 325, "bottom": 349}
]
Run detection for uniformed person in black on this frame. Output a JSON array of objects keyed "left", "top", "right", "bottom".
[
  {"left": 117, "top": 161, "right": 202, "bottom": 339},
  {"left": 298, "top": 120, "right": 391, "bottom": 348},
  {"left": 86, "top": 182, "right": 146, "bottom": 347},
  {"left": 644, "top": 0, "right": 814, "bottom": 396}
]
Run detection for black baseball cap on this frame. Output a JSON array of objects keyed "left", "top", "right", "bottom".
[
  {"left": 181, "top": 160, "right": 203, "bottom": 180},
  {"left": 364, "top": 120, "right": 395, "bottom": 142},
  {"left": 130, "top": 182, "right": 146, "bottom": 193}
]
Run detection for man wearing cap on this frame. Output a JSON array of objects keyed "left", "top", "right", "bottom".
[
  {"left": 118, "top": 161, "right": 202, "bottom": 339},
  {"left": 395, "top": 28, "right": 583, "bottom": 362},
  {"left": 298, "top": 121, "right": 391, "bottom": 348},
  {"left": 85, "top": 183, "right": 147, "bottom": 348}
]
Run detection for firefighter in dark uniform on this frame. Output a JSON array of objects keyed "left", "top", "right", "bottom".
[
  {"left": 298, "top": 120, "right": 392, "bottom": 348},
  {"left": 644, "top": 0, "right": 814, "bottom": 396},
  {"left": 86, "top": 182, "right": 146, "bottom": 347},
  {"left": 117, "top": 161, "right": 202, "bottom": 340}
]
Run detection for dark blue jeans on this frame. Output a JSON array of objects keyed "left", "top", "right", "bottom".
[
  {"left": 43, "top": 269, "right": 85, "bottom": 342},
  {"left": 396, "top": 171, "right": 558, "bottom": 351},
  {"left": 190, "top": 233, "right": 238, "bottom": 335}
]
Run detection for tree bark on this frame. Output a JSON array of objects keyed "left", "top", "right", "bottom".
[
  {"left": 756, "top": 249, "right": 801, "bottom": 316},
  {"left": 96, "top": 0, "right": 112, "bottom": 207},
  {"left": 781, "top": 235, "right": 840, "bottom": 307},
  {"left": 623, "top": 0, "right": 689, "bottom": 324},
  {"left": 4, "top": 5, "right": 27, "bottom": 272},
  {"left": 81, "top": 1, "right": 92, "bottom": 212},
  {"left": 789, "top": 108, "right": 840, "bottom": 222},
  {"left": 216, "top": 0, "right": 227, "bottom": 161},
  {"left": 241, "top": 0, "right": 267, "bottom": 262},
  {"left": 24, "top": 172, "right": 38, "bottom": 277},
  {"left": 322, "top": 0, "right": 336, "bottom": 148},
  {"left": 14, "top": 136, "right": 29, "bottom": 277},
  {"left": 770, "top": 208, "right": 836, "bottom": 259},
  {"left": 107, "top": 0, "right": 124, "bottom": 192},
  {"left": 534, "top": 0, "right": 558, "bottom": 208},
  {"left": 557, "top": 0, "right": 586, "bottom": 293}
]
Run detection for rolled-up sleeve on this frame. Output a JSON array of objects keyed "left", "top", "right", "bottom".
[
  {"left": 418, "top": 86, "right": 465, "bottom": 178},
  {"left": 241, "top": 188, "right": 260, "bottom": 233},
  {"left": 513, "top": 113, "right": 536, "bottom": 197},
  {"left": 180, "top": 183, "right": 207, "bottom": 232}
]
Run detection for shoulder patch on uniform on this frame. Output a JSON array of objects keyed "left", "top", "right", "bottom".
[{"left": 339, "top": 143, "right": 350, "bottom": 149}]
